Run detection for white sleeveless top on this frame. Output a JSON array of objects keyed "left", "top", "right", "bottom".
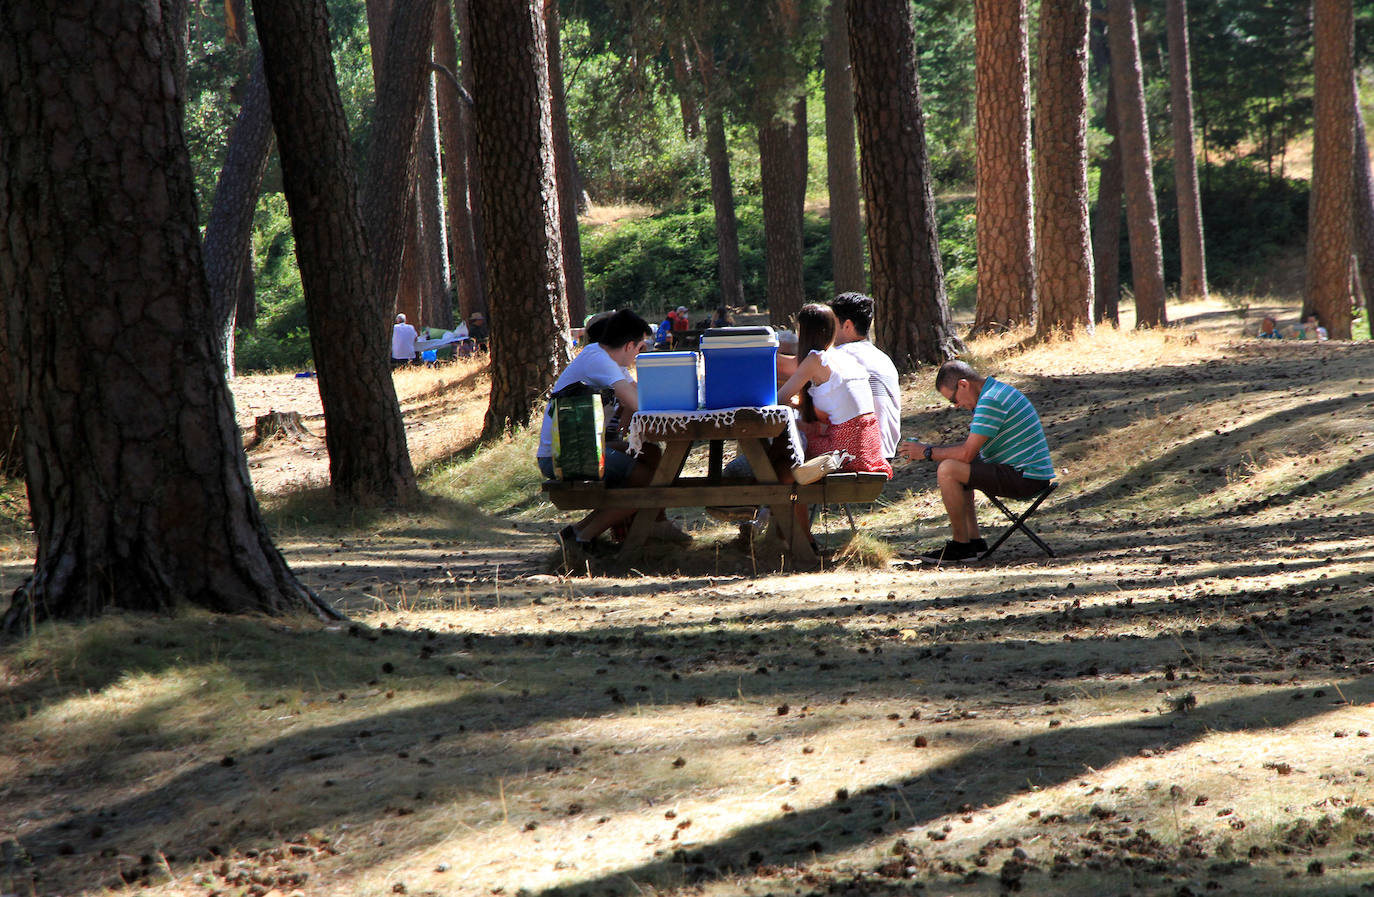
[{"left": 806, "top": 348, "right": 874, "bottom": 426}]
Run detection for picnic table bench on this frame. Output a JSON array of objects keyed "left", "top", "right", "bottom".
[{"left": 541, "top": 406, "right": 887, "bottom": 565}]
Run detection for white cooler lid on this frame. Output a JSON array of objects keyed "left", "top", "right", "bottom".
[
  {"left": 638, "top": 351, "right": 699, "bottom": 366},
  {"left": 700, "top": 334, "right": 778, "bottom": 348}
]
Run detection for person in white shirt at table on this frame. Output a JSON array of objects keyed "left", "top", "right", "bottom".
[
  {"left": 535, "top": 309, "right": 686, "bottom": 556},
  {"left": 391, "top": 313, "right": 419, "bottom": 368}
]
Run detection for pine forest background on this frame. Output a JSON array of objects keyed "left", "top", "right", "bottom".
[{"left": 181, "top": 0, "right": 1374, "bottom": 372}]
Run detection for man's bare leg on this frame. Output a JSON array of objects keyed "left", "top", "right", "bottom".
[{"left": 936, "top": 459, "right": 981, "bottom": 542}]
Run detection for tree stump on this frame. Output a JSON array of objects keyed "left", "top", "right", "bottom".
[{"left": 252, "top": 410, "right": 311, "bottom": 445}]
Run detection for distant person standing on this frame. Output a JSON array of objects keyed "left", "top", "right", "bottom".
[{"left": 391, "top": 313, "right": 419, "bottom": 368}]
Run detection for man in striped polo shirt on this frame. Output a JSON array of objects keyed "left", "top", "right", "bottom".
[{"left": 899, "top": 360, "right": 1055, "bottom": 564}]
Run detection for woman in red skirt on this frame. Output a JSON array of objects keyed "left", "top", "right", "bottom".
[{"left": 778, "top": 304, "right": 893, "bottom": 479}]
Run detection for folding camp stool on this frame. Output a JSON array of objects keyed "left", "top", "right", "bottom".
[{"left": 978, "top": 481, "right": 1058, "bottom": 561}]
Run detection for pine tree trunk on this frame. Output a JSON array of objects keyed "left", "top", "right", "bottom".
[
  {"left": 848, "top": 0, "right": 963, "bottom": 370},
  {"left": 419, "top": 80, "right": 453, "bottom": 329},
  {"left": 0, "top": 305, "right": 21, "bottom": 479},
  {"left": 1305, "top": 0, "right": 1355, "bottom": 339},
  {"left": 1166, "top": 0, "right": 1207, "bottom": 302},
  {"left": 1351, "top": 73, "right": 1374, "bottom": 334},
  {"left": 1107, "top": 0, "right": 1167, "bottom": 327},
  {"left": 253, "top": 0, "right": 419, "bottom": 505},
  {"left": 759, "top": 110, "right": 807, "bottom": 326},
  {"left": 204, "top": 52, "right": 274, "bottom": 377},
  {"left": 1091, "top": 20, "right": 1123, "bottom": 327},
  {"left": 824, "top": 0, "right": 866, "bottom": 294},
  {"left": 704, "top": 103, "right": 746, "bottom": 309},
  {"left": 670, "top": 41, "right": 701, "bottom": 140},
  {"left": 471, "top": 0, "right": 573, "bottom": 437},
  {"left": 973, "top": 0, "right": 1035, "bottom": 332},
  {"left": 546, "top": 0, "right": 586, "bottom": 327},
  {"left": 0, "top": 0, "right": 337, "bottom": 632},
  {"left": 397, "top": 203, "right": 425, "bottom": 325},
  {"left": 360, "top": 0, "right": 440, "bottom": 315},
  {"left": 435, "top": 0, "right": 486, "bottom": 323},
  {"left": 1033, "top": 0, "right": 1094, "bottom": 338},
  {"left": 456, "top": 0, "right": 490, "bottom": 316}
]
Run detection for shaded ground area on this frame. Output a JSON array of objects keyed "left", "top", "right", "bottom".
[{"left": 2, "top": 303, "right": 1373, "bottom": 897}]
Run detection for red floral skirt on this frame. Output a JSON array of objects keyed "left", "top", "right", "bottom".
[{"left": 807, "top": 413, "right": 892, "bottom": 478}]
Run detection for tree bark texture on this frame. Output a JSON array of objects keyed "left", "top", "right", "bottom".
[
  {"left": 456, "top": 0, "right": 489, "bottom": 315},
  {"left": 705, "top": 103, "right": 746, "bottom": 309},
  {"left": 1166, "top": 0, "right": 1207, "bottom": 302},
  {"left": 360, "top": 0, "right": 440, "bottom": 318},
  {"left": 1106, "top": 0, "right": 1167, "bottom": 327},
  {"left": 0, "top": 301, "right": 21, "bottom": 479},
  {"left": 1033, "top": 0, "right": 1093, "bottom": 337},
  {"left": 1305, "top": 0, "right": 1355, "bottom": 339},
  {"left": 547, "top": 0, "right": 586, "bottom": 327},
  {"left": 759, "top": 111, "right": 807, "bottom": 326},
  {"left": 0, "top": 0, "right": 336, "bottom": 631},
  {"left": 671, "top": 41, "right": 701, "bottom": 140},
  {"left": 418, "top": 80, "right": 453, "bottom": 328},
  {"left": 203, "top": 51, "right": 274, "bottom": 378},
  {"left": 435, "top": 0, "right": 486, "bottom": 322},
  {"left": 253, "top": 0, "right": 418, "bottom": 504},
  {"left": 847, "top": 0, "right": 963, "bottom": 370},
  {"left": 824, "top": 0, "right": 866, "bottom": 295},
  {"left": 1351, "top": 74, "right": 1374, "bottom": 333},
  {"left": 471, "top": 0, "right": 573, "bottom": 437},
  {"left": 973, "top": 0, "right": 1035, "bottom": 332},
  {"left": 1091, "top": 21, "right": 1122, "bottom": 327}
]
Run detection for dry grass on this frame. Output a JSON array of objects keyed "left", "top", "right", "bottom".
[
  {"left": 581, "top": 202, "right": 657, "bottom": 229},
  {"left": 4, "top": 298, "right": 1374, "bottom": 897}
]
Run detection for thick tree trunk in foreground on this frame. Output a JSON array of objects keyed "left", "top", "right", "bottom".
[
  {"left": 1305, "top": 0, "right": 1354, "bottom": 339},
  {"left": 203, "top": 52, "right": 274, "bottom": 377},
  {"left": 436, "top": 0, "right": 485, "bottom": 323},
  {"left": 973, "top": 0, "right": 1035, "bottom": 332},
  {"left": 0, "top": 0, "right": 336, "bottom": 632},
  {"left": 253, "top": 0, "right": 418, "bottom": 504},
  {"left": 471, "top": 0, "right": 573, "bottom": 437},
  {"left": 759, "top": 110, "right": 808, "bottom": 327},
  {"left": 1034, "top": 0, "right": 1094, "bottom": 337},
  {"left": 1351, "top": 74, "right": 1374, "bottom": 334},
  {"left": 0, "top": 310, "right": 21, "bottom": 479},
  {"left": 547, "top": 0, "right": 586, "bottom": 327},
  {"left": 824, "top": 0, "right": 866, "bottom": 295},
  {"left": 1107, "top": 0, "right": 1167, "bottom": 327},
  {"left": 704, "top": 103, "right": 746, "bottom": 309},
  {"left": 848, "top": 0, "right": 963, "bottom": 369},
  {"left": 1166, "top": 0, "right": 1207, "bottom": 302}
]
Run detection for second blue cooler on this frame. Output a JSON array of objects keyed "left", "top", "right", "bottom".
[
  {"left": 636, "top": 351, "right": 700, "bottom": 411},
  {"left": 700, "top": 326, "right": 779, "bottom": 408}
]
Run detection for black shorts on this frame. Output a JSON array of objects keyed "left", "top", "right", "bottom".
[{"left": 964, "top": 462, "right": 1050, "bottom": 499}]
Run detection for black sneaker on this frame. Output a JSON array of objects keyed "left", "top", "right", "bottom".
[
  {"left": 969, "top": 537, "right": 989, "bottom": 555},
  {"left": 920, "top": 540, "right": 979, "bottom": 565}
]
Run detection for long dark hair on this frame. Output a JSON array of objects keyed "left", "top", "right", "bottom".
[{"left": 796, "top": 303, "right": 837, "bottom": 422}]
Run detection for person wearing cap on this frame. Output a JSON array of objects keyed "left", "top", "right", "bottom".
[
  {"left": 467, "top": 311, "right": 489, "bottom": 350},
  {"left": 391, "top": 313, "right": 419, "bottom": 368},
  {"left": 672, "top": 306, "right": 689, "bottom": 332}
]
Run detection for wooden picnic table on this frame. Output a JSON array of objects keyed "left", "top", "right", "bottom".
[{"left": 542, "top": 406, "right": 886, "bottom": 565}]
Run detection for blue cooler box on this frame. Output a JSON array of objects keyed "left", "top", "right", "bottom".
[
  {"left": 637, "top": 351, "right": 700, "bottom": 411},
  {"left": 701, "top": 326, "right": 779, "bottom": 408}
]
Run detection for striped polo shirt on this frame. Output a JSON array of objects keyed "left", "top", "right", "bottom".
[{"left": 969, "top": 377, "right": 1055, "bottom": 480}]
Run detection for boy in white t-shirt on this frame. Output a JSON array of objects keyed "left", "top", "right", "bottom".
[{"left": 537, "top": 310, "right": 687, "bottom": 555}]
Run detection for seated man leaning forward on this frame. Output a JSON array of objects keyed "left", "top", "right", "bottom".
[
  {"left": 898, "top": 360, "right": 1055, "bottom": 565},
  {"left": 536, "top": 309, "right": 684, "bottom": 556}
]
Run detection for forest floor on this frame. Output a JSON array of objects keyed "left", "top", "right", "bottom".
[{"left": 2, "top": 297, "right": 1373, "bottom": 897}]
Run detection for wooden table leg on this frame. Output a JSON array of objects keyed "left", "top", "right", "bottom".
[
  {"left": 736, "top": 437, "right": 818, "bottom": 566},
  {"left": 618, "top": 438, "right": 692, "bottom": 560}
]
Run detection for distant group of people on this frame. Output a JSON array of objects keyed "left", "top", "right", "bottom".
[
  {"left": 1258, "top": 314, "right": 1328, "bottom": 341},
  {"left": 540, "top": 291, "right": 1055, "bottom": 567},
  {"left": 652, "top": 305, "right": 737, "bottom": 348},
  {"left": 391, "top": 311, "right": 489, "bottom": 368}
]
